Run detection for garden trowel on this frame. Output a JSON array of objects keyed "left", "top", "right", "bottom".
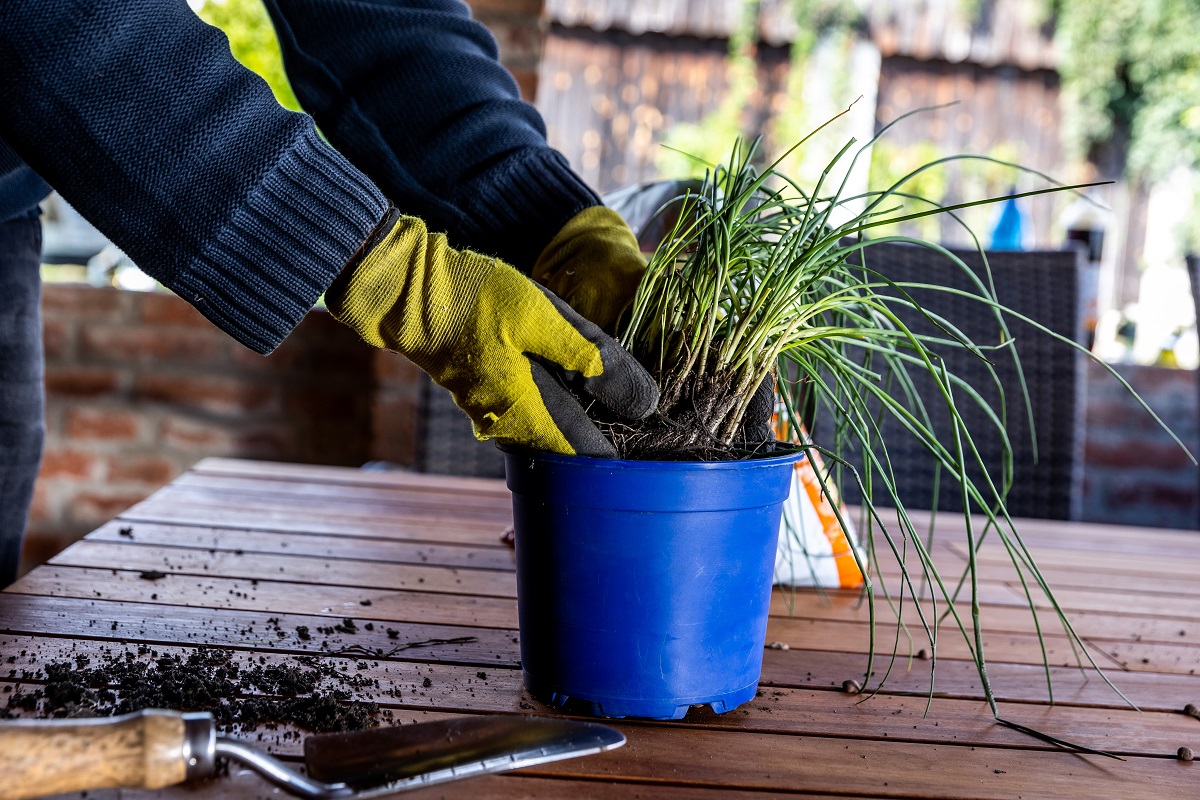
[{"left": 0, "top": 709, "right": 625, "bottom": 800}]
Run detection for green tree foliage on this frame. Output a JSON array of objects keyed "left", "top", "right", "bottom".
[
  {"left": 194, "top": 0, "right": 299, "bottom": 112},
  {"left": 1048, "top": 0, "right": 1200, "bottom": 181}
]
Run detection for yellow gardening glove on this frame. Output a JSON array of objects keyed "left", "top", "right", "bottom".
[
  {"left": 531, "top": 206, "right": 646, "bottom": 333},
  {"left": 328, "top": 210, "right": 659, "bottom": 458}
]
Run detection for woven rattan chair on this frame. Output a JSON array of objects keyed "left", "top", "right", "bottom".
[
  {"left": 832, "top": 243, "right": 1088, "bottom": 520},
  {"left": 419, "top": 377, "right": 506, "bottom": 478}
]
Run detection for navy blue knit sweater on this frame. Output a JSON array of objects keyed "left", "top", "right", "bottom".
[{"left": 0, "top": 0, "right": 599, "bottom": 353}]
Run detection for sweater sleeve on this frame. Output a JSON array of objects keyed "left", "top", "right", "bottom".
[
  {"left": 0, "top": 0, "right": 389, "bottom": 354},
  {"left": 262, "top": 0, "right": 600, "bottom": 272}
]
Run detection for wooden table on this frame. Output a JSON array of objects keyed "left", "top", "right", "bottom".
[{"left": 3, "top": 457, "right": 1198, "bottom": 799}]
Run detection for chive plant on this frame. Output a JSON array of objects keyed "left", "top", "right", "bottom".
[{"left": 612, "top": 110, "right": 1189, "bottom": 752}]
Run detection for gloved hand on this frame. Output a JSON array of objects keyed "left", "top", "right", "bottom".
[
  {"left": 328, "top": 209, "right": 659, "bottom": 458},
  {"left": 531, "top": 206, "right": 646, "bottom": 333}
]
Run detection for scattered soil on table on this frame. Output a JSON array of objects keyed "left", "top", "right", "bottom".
[{"left": 2, "top": 646, "right": 382, "bottom": 733}]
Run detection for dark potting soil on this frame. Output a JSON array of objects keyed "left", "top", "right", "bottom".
[{"left": 2, "top": 639, "right": 385, "bottom": 733}]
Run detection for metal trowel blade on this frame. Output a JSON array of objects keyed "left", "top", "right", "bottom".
[{"left": 303, "top": 715, "right": 625, "bottom": 795}]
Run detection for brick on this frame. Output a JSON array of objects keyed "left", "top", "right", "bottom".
[
  {"left": 234, "top": 426, "right": 293, "bottom": 459},
  {"left": 1085, "top": 396, "right": 1138, "bottom": 428},
  {"left": 42, "top": 284, "right": 129, "bottom": 319},
  {"left": 64, "top": 406, "right": 145, "bottom": 441},
  {"left": 511, "top": 68, "right": 540, "bottom": 102},
  {"left": 44, "top": 367, "right": 121, "bottom": 397},
  {"left": 159, "top": 415, "right": 237, "bottom": 451},
  {"left": 1084, "top": 439, "right": 1195, "bottom": 470},
  {"left": 70, "top": 490, "right": 153, "bottom": 526},
  {"left": 136, "top": 373, "right": 280, "bottom": 416},
  {"left": 1107, "top": 478, "right": 1197, "bottom": 510},
  {"left": 41, "top": 318, "right": 73, "bottom": 360},
  {"left": 81, "top": 325, "right": 226, "bottom": 364},
  {"left": 106, "top": 455, "right": 178, "bottom": 485},
  {"left": 482, "top": 19, "right": 544, "bottom": 66},
  {"left": 38, "top": 447, "right": 99, "bottom": 480},
  {"left": 466, "top": 0, "right": 545, "bottom": 16},
  {"left": 136, "top": 292, "right": 212, "bottom": 327},
  {"left": 28, "top": 482, "right": 52, "bottom": 525}
]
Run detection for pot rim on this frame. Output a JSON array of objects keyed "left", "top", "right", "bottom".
[{"left": 498, "top": 441, "right": 805, "bottom": 472}]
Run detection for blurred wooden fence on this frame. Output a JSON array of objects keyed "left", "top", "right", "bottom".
[{"left": 536, "top": 0, "right": 1066, "bottom": 246}]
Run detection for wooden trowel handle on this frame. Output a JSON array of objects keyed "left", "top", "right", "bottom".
[{"left": 0, "top": 709, "right": 215, "bottom": 800}]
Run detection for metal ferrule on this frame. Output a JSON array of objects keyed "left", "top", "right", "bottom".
[{"left": 180, "top": 711, "right": 217, "bottom": 780}]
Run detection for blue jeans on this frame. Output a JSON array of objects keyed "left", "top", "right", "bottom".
[{"left": 0, "top": 208, "right": 44, "bottom": 586}]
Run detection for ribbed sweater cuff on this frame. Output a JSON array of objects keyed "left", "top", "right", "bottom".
[
  {"left": 177, "top": 125, "right": 388, "bottom": 354},
  {"left": 456, "top": 148, "right": 602, "bottom": 272}
]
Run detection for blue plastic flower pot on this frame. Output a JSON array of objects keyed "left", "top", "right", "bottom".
[{"left": 503, "top": 446, "right": 803, "bottom": 720}]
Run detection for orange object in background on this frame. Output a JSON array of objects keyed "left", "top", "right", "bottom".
[{"left": 774, "top": 420, "right": 864, "bottom": 589}]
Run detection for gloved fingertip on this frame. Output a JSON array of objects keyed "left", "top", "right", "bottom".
[
  {"left": 591, "top": 344, "right": 659, "bottom": 421},
  {"left": 572, "top": 436, "right": 619, "bottom": 460},
  {"left": 628, "top": 372, "right": 659, "bottom": 421},
  {"left": 528, "top": 359, "right": 622, "bottom": 458}
]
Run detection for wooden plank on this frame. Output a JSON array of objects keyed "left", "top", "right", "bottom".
[
  {"left": 767, "top": 614, "right": 1200, "bottom": 676},
  {"left": 764, "top": 614, "right": 1124, "bottom": 671},
  {"left": 772, "top": 588, "right": 1200, "bottom": 646},
  {"left": 48, "top": 542, "right": 518, "bottom": 598},
  {"left": 119, "top": 504, "right": 508, "bottom": 545},
  {"left": 158, "top": 476, "right": 514, "bottom": 519},
  {"left": 181, "top": 465, "right": 1196, "bottom": 562},
  {"left": 9, "top": 566, "right": 518, "bottom": 630},
  {"left": 39, "top": 773, "right": 870, "bottom": 800},
  {"left": 173, "top": 471, "right": 509, "bottom": 504},
  {"left": 191, "top": 456, "right": 511, "bottom": 498},
  {"left": 0, "top": 594, "right": 519, "bottom": 667},
  {"left": 71, "top": 526, "right": 1197, "bottom": 651},
  {"left": 867, "top": 537, "right": 1200, "bottom": 598},
  {"left": 6, "top": 621, "right": 1194, "bottom": 716},
  {"left": 758, "top": 647, "right": 1200, "bottom": 712},
  {"left": 84, "top": 521, "right": 517, "bottom": 570},
  {"left": 4, "top": 635, "right": 1196, "bottom": 760},
  {"left": 23, "top": 560, "right": 1192, "bottom": 675},
  {"left": 146, "top": 491, "right": 509, "bottom": 529},
  {"left": 527, "top": 726, "right": 1200, "bottom": 799},
  {"left": 900, "top": 508, "right": 1200, "bottom": 547},
  {"left": 6, "top": 579, "right": 1195, "bottom": 712},
  {"left": 130, "top": 491, "right": 511, "bottom": 527},
  {"left": 946, "top": 540, "right": 1200, "bottom": 577}
]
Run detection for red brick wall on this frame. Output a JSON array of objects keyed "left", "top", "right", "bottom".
[
  {"left": 1080, "top": 362, "right": 1199, "bottom": 530},
  {"left": 27, "top": 286, "right": 386, "bottom": 569}
]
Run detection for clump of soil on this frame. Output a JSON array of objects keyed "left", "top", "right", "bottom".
[{"left": 2, "top": 647, "right": 382, "bottom": 733}]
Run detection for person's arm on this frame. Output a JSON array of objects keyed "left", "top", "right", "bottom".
[
  {"left": 0, "top": 0, "right": 655, "bottom": 455},
  {"left": 0, "top": 0, "right": 388, "bottom": 354},
  {"left": 261, "top": 0, "right": 599, "bottom": 273},
  {"left": 263, "top": 0, "right": 648, "bottom": 331}
]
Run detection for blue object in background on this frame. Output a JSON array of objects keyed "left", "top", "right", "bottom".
[
  {"left": 504, "top": 446, "right": 803, "bottom": 720},
  {"left": 990, "top": 193, "right": 1026, "bottom": 251}
]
